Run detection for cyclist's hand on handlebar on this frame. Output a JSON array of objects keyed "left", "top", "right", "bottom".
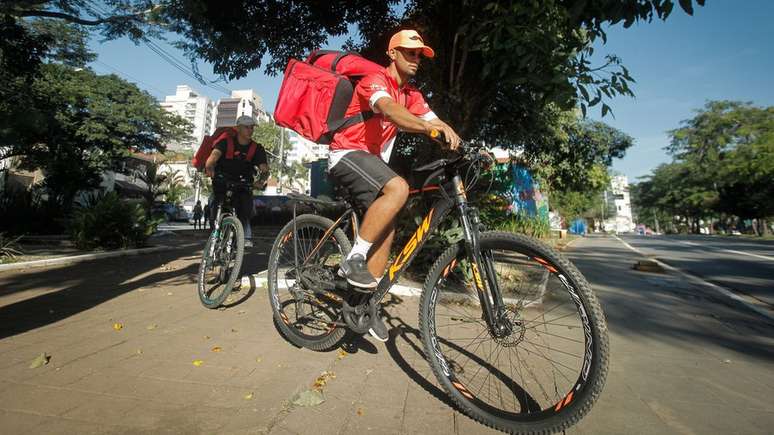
[{"left": 427, "top": 123, "right": 461, "bottom": 151}]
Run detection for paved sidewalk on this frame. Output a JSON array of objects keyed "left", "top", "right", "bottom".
[{"left": 0, "top": 234, "right": 772, "bottom": 434}]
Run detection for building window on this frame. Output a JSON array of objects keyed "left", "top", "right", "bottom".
[{"left": 618, "top": 206, "right": 621, "bottom": 212}]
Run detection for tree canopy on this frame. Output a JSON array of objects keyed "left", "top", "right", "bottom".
[
  {"left": 0, "top": 19, "right": 189, "bottom": 210},
  {"left": 632, "top": 101, "right": 774, "bottom": 235},
  {"left": 2, "top": 0, "right": 707, "bottom": 219},
  {"left": 5, "top": 0, "right": 704, "bottom": 131}
]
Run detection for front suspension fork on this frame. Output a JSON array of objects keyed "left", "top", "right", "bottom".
[{"left": 461, "top": 208, "right": 508, "bottom": 337}]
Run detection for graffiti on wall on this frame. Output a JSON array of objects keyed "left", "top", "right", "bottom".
[{"left": 510, "top": 164, "right": 549, "bottom": 221}]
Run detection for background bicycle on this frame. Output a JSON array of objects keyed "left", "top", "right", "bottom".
[{"left": 196, "top": 180, "right": 249, "bottom": 309}]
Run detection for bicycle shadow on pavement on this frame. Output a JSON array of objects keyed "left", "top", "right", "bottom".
[
  {"left": 0, "top": 247, "right": 200, "bottom": 340},
  {"left": 382, "top": 307, "right": 458, "bottom": 410},
  {"left": 380, "top": 294, "right": 544, "bottom": 414}
]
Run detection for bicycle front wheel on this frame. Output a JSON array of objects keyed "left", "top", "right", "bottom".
[
  {"left": 197, "top": 216, "right": 244, "bottom": 309},
  {"left": 419, "top": 231, "right": 609, "bottom": 434}
]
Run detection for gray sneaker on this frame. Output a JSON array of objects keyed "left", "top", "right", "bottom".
[
  {"left": 368, "top": 315, "right": 389, "bottom": 342},
  {"left": 338, "top": 254, "right": 377, "bottom": 290}
]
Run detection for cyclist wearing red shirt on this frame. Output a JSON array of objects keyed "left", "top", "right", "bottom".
[{"left": 329, "top": 30, "right": 461, "bottom": 341}]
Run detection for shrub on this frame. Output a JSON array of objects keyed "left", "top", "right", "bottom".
[
  {"left": 0, "top": 187, "right": 64, "bottom": 235},
  {"left": 493, "top": 214, "right": 551, "bottom": 239},
  {"left": 70, "top": 191, "right": 160, "bottom": 250}
]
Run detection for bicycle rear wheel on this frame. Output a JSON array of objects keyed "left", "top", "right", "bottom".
[
  {"left": 267, "top": 214, "right": 351, "bottom": 351},
  {"left": 419, "top": 232, "right": 609, "bottom": 434},
  {"left": 197, "top": 216, "right": 244, "bottom": 309}
]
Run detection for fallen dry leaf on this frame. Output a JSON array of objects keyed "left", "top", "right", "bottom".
[
  {"left": 244, "top": 392, "right": 254, "bottom": 400},
  {"left": 356, "top": 408, "right": 363, "bottom": 416},
  {"left": 29, "top": 353, "right": 50, "bottom": 369},
  {"left": 312, "top": 371, "right": 336, "bottom": 391},
  {"left": 256, "top": 357, "right": 262, "bottom": 363},
  {"left": 166, "top": 292, "right": 173, "bottom": 296},
  {"left": 113, "top": 323, "right": 123, "bottom": 331},
  {"left": 337, "top": 349, "right": 348, "bottom": 360},
  {"left": 203, "top": 335, "right": 211, "bottom": 340},
  {"left": 192, "top": 359, "right": 204, "bottom": 367},
  {"left": 136, "top": 349, "right": 143, "bottom": 355},
  {"left": 146, "top": 324, "right": 158, "bottom": 330},
  {"left": 211, "top": 346, "right": 222, "bottom": 353}
]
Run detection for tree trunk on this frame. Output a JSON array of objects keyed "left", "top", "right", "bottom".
[
  {"left": 752, "top": 219, "right": 761, "bottom": 236},
  {"left": 761, "top": 218, "right": 770, "bottom": 236}
]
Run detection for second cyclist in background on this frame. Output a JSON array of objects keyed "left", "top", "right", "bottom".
[{"left": 205, "top": 115, "right": 269, "bottom": 248}]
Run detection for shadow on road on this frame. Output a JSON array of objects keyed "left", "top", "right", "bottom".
[{"left": 569, "top": 238, "right": 774, "bottom": 363}]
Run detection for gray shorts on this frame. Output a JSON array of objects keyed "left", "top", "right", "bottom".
[{"left": 329, "top": 151, "right": 398, "bottom": 210}]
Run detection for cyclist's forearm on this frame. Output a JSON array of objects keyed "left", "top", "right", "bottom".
[
  {"left": 205, "top": 149, "right": 222, "bottom": 174},
  {"left": 378, "top": 99, "right": 433, "bottom": 135}
]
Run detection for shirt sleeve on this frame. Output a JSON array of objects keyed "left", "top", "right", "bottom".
[
  {"left": 214, "top": 138, "right": 229, "bottom": 154},
  {"left": 407, "top": 89, "right": 435, "bottom": 119},
  {"left": 356, "top": 74, "right": 392, "bottom": 113}
]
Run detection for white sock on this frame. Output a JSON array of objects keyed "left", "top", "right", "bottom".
[{"left": 347, "top": 235, "right": 373, "bottom": 260}]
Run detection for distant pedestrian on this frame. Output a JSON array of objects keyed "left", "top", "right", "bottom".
[{"left": 192, "top": 200, "right": 203, "bottom": 230}]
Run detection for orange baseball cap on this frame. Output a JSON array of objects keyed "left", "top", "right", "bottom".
[{"left": 388, "top": 30, "right": 435, "bottom": 58}]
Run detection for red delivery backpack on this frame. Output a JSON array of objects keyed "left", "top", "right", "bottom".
[
  {"left": 192, "top": 127, "right": 258, "bottom": 172},
  {"left": 274, "top": 50, "right": 384, "bottom": 144}
]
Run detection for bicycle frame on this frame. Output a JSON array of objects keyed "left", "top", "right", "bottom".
[{"left": 294, "top": 173, "right": 509, "bottom": 335}]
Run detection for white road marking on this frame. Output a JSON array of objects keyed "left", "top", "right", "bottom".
[
  {"left": 666, "top": 238, "right": 774, "bottom": 262},
  {"left": 614, "top": 236, "right": 774, "bottom": 322}
]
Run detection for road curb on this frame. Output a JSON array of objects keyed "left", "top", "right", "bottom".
[
  {"left": 612, "top": 235, "right": 774, "bottom": 323},
  {"left": 0, "top": 245, "right": 180, "bottom": 273},
  {"left": 239, "top": 271, "right": 425, "bottom": 297}
]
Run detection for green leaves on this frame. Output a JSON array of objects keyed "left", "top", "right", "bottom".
[
  {"left": 679, "top": 0, "right": 694, "bottom": 16},
  {"left": 635, "top": 101, "right": 774, "bottom": 232}
]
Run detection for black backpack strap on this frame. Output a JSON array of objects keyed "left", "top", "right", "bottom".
[
  {"left": 306, "top": 49, "right": 336, "bottom": 64},
  {"left": 318, "top": 111, "right": 374, "bottom": 144},
  {"left": 307, "top": 50, "right": 362, "bottom": 73}
]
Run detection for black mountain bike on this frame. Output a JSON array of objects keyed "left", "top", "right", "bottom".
[
  {"left": 266, "top": 144, "right": 609, "bottom": 434},
  {"left": 197, "top": 180, "right": 248, "bottom": 308}
]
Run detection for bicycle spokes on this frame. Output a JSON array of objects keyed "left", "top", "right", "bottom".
[
  {"left": 429, "top": 248, "right": 592, "bottom": 417},
  {"left": 272, "top": 223, "right": 346, "bottom": 339}
]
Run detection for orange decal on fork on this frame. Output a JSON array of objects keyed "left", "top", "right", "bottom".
[{"left": 471, "top": 262, "right": 485, "bottom": 292}]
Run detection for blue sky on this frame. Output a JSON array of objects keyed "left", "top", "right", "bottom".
[{"left": 89, "top": 1, "right": 774, "bottom": 181}]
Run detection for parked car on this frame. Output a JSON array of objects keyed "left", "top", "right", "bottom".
[{"left": 151, "top": 202, "right": 190, "bottom": 222}]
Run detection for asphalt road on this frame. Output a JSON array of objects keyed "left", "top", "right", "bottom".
[{"left": 620, "top": 234, "right": 774, "bottom": 309}]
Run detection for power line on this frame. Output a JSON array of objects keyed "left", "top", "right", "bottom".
[
  {"left": 93, "top": 59, "right": 168, "bottom": 96},
  {"left": 144, "top": 40, "right": 232, "bottom": 96},
  {"left": 86, "top": 0, "right": 233, "bottom": 96}
]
